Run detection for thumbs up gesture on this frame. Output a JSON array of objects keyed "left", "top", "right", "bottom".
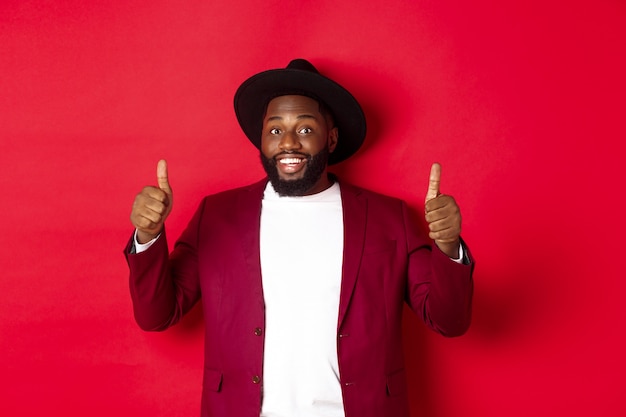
[
  {"left": 424, "top": 163, "right": 462, "bottom": 258},
  {"left": 130, "top": 160, "right": 173, "bottom": 243}
]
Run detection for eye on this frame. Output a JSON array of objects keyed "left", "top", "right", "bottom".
[
  {"left": 298, "top": 127, "right": 312, "bottom": 134},
  {"left": 269, "top": 128, "right": 281, "bottom": 135}
]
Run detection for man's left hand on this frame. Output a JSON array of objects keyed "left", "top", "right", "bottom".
[{"left": 424, "top": 163, "right": 462, "bottom": 258}]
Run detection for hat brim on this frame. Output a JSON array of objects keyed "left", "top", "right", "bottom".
[{"left": 234, "top": 67, "right": 366, "bottom": 165}]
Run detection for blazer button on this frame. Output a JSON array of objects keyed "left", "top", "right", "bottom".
[
  {"left": 254, "top": 327, "right": 263, "bottom": 336},
  {"left": 252, "top": 375, "right": 261, "bottom": 384}
]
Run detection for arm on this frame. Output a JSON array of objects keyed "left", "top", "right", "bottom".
[
  {"left": 124, "top": 160, "right": 201, "bottom": 331},
  {"left": 405, "top": 163, "right": 474, "bottom": 336}
]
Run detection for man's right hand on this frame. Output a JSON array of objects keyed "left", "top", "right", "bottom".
[{"left": 130, "top": 160, "right": 173, "bottom": 244}]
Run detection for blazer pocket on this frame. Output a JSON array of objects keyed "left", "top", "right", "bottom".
[
  {"left": 386, "top": 368, "right": 407, "bottom": 397},
  {"left": 363, "top": 239, "right": 397, "bottom": 256},
  {"left": 203, "top": 368, "right": 223, "bottom": 392}
]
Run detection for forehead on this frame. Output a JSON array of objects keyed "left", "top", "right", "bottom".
[{"left": 264, "top": 95, "right": 322, "bottom": 119}]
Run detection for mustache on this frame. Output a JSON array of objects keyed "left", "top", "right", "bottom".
[
  {"left": 274, "top": 151, "right": 309, "bottom": 157},
  {"left": 271, "top": 151, "right": 310, "bottom": 161}
]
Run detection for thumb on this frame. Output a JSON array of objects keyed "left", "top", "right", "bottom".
[
  {"left": 157, "top": 159, "right": 172, "bottom": 196},
  {"left": 425, "top": 162, "right": 441, "bottom": 203}
]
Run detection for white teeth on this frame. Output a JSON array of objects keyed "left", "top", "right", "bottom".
[{"left": 280, "top": 158, "right": 302, "bottom": 164}]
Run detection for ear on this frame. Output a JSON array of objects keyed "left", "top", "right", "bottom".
[{"left": 328, "top": 127, "right": 339, "bottom": 153}]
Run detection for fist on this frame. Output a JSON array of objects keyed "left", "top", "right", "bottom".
[
  {"left": 130, "top": 160, "right": 173, "bottom": 243},
  {"left": 424, "top": 163, "right": 462, "bottom": 258}
]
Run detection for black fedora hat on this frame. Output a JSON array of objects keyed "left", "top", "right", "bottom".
[{"left": 234, "top": 58, "right": 367, "bottom": 165}]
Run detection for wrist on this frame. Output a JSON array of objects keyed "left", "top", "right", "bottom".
[
  {"left": 435, "top": 239, "right": 461, "bottom": 259},
  {"left": 136, "top": 229, "right": 160, "bottom": 244}
]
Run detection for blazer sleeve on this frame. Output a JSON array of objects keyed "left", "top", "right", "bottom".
[
  {"left": 402, "top": 201, "right": 475, "bottom": 337},
  {"left": 124, "top": 199, "right": 206, "bottom": 331}
]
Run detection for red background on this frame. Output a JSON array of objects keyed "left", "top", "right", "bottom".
[{"left": 1, "top": 1, "right": 625, "bottom": 416}]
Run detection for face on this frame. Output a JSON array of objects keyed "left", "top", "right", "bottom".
[{"left": 260, "top": 95, "right": 338, "bottom": 196}]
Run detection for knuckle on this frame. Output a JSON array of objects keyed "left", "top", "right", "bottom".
[
  {"left": 141, "top": 185, "right": 156, "bottom": 193},
  {"left": 134, "top": 218, "right": 149, "bottom": 229}
]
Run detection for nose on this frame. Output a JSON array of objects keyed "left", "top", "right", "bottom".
[{"left": 278, "top": 131, "right": 301, "bottom": 151}]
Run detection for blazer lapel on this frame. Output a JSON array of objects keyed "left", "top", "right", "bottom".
[
  {"left": 235, "top": 179, "right": 267, "bottom": 303},
  {"left": 233, "top": 178, "right": 367, "bottom": 327},
  {"left": 337, "top": 182, "right": 367, "bottom": 329}
]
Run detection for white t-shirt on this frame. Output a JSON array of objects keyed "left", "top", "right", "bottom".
[{"left": 259, "top": 181, "right": 345, "bottom": 417}]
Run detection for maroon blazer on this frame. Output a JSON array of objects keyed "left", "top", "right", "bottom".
[{"left": 125, "top": 178, "right": 474, "bottom": 417}]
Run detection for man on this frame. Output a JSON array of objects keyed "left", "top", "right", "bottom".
[{"left": 125, "top": 58, "right": 474, "bottom": 417}]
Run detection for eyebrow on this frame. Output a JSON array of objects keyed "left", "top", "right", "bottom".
[{"left": 265, "top": 114, "right": 319, "bottom": 122}]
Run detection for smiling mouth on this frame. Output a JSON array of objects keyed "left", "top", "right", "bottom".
[
  {"left": 279, "top": 157, "right": 304, "bottom": 165},
  {"left": 275, "top": 154, "right": 308, "bottom": 174}
]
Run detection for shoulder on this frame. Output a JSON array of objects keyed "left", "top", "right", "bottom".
[
  {"left": 337, "top": 179, "right": 405, "bottom": 206},
  {"left": 191, "top": 178, "right": 267, "bottom": 218}
]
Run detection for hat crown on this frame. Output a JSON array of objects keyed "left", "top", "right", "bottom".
[{"left": 286, "top": 58, "right": 320, "bottom": 74}]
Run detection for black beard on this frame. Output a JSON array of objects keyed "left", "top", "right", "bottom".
[{"left": 260, "top": 146, "right": 330, "bottom": 196}]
